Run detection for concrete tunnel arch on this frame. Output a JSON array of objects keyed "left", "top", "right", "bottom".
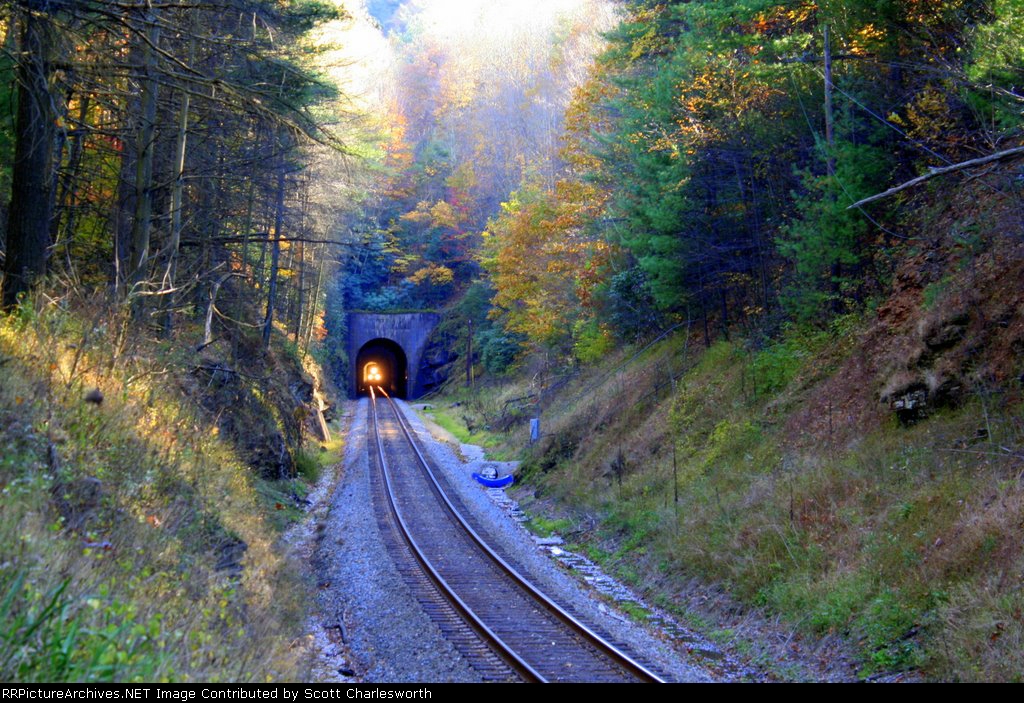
[
  {"left": 355, "top": 338, "right": 408, "bottom": 398},
  {"left": 347, "top": 312, "right": 440, "bottom": 399}
]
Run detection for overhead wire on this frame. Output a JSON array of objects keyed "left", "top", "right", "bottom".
[
  {"left": 811, "top": 66, "right": 1012, "bottom": 201},
  {"left": 787, "top": 68, "right": 917, "bottom": 240}
]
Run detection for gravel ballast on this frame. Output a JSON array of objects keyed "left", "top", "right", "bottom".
[
  {"left": 310, "top": 400, "right": 482, "bottom": 683},
  {"left": 309, "top": 397, "right": 718, "bottom": 683},
  {"left": 397, "top": 400, "right": 718, "bottom": 683}
]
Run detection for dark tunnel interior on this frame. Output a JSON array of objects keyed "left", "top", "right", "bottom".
[{"left": 355, "top": 338, "right": 408, "bottom": 398}]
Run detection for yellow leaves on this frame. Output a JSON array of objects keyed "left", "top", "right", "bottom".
[
  {"left": 649, "top": 134, "right": 682, "bottom": 158},
  {"left": 626, "top": 4, "right": 675, "bottom": 62},
  {"left": 406, "top": 264, "right": 454, "bottom": 287},
  {"left": 904, "top": 0, "right": 960, "bottom": 26},
  {"left": 390, "top": 257, "right": 412, "bottom": 275},
  {"left": 787, "top": 5, "right": 814, "bottom": 25},
  {"left": 400, "top": 199, "right": 463, "bottom": 230},
  {"left": 400, "top": 202, "right": 431, "bottom": 224},
  {"left": 483, "top": 179, "right": 612, "bottom": 348},
  {"left": 446, "top": 161, "right": 478, "bottom": 194},
  {"left": 858, "top": 23, "right": 885, "bottom": 41},
  {"left": 748, "top": 3, "right": 815, "bottom": 38},
  {"left": 679, "top": 61, "right": 783, "bottom": 134},
  {"left": 850, "top": 22, "right": 886, "bottom": 56},
  {"left": 429, "top": 201, "right": 461, "bottom": 230},
  {"left": 904, "top": 83, "right": 958, "bottom": 146}
]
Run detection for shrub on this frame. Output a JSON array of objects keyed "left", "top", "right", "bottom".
[
  {"left": 476, "top": 326, "right": 523, "bottom": 374},
  {"left": 572, "top": 319, "right": 614, "bottom": 364},
  {"left": 293, "top": 449, "right": 321, "bottom": 483},
  {"left": 749, "top": 339, "right": 804, "bottom": 395}
]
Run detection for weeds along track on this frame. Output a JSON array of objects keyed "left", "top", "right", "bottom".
[{"left": 368, "top": 387, "right": 665, "bottom": 683}]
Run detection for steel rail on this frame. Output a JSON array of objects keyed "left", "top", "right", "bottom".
[
  {"left": 372, "top": 386, "right": 665, "bottom": 683},
  {"left": 369, "top": 387, "right": 544, "bottom": 682}
]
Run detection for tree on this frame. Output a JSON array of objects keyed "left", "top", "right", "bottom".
[
  {"left": 336, "top": 0, "right": 616, "bottom": 314},
  {"left": 483, "top": 174, "right": 610, "bottom": 356},
  {"left": 779, "top": 136, "right": 892, "bottom": 320},
  {"left": 2, "top": 0, "right": 63, "bottom": 308},
  {"left": 1, "top": 0, "right": 345, "bottom": 361}
]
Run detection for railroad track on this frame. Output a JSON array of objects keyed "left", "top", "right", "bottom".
[{"left": 368, "top": 387, "right": 665, "bottom": 683}]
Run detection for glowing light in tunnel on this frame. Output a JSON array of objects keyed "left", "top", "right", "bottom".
[
  {"left": 363, "top": 363, "right": 384, "bottom": 384},
  {"left": 355, "top": 336, "right": 409, "bottom": 398}
]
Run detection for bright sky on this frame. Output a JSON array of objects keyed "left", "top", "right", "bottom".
[
  {"left": 313, "top": 0, "right": 613, "bottom": 111},
  {"left": 310, "top": 2, "right": 392, "bottom": 109},
  {"left": 409, "top": 0, "right": 590, "bottom": 40}
]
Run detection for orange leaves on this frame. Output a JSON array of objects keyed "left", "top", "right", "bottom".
[
  {"left": 748, "top": 2, "right": 815, "bottom": 39},
  {"left": 753, "top": 16, "right": 773, "bottom": 34},
  {"left": 483, "top": 177, "right": 612, "bottom": 348}
]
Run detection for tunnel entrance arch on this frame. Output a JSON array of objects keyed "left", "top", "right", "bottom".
[
  {"left": 355, "top": 338, "right": 408, "bottom": 398},
  {"left": 347, "top": 312, "right": 440, "bottom": 399}
]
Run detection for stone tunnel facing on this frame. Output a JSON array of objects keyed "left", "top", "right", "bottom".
[{"left": 355, "top": 338, "right": 408, "bottom": 398}]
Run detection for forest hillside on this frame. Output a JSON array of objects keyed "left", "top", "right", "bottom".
[
  {"left": 394, "top": 0, "right": 1024, "bottom": 682},
  {"left": 0, "top": 0, "right": 1022, "bottom": 683}
]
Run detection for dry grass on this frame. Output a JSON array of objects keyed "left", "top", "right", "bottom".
[
  {"left": 0, "top": 291, "right": 321, "bottom": 682},
  {"left": 451, "top": 315, "right": 1023, "bottom": 680}
]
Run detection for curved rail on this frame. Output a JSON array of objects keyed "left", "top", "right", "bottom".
[
  {"left": 369, "top": 387, "right": 542, "bottom": 682},
  {"left": 369, "top": 387, "right": 665, "bottom": 683}
]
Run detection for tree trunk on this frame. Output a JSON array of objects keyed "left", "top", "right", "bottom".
[
  {"left": 240, "top": 179, "right": 256, "bottom": 281},
  {"left": 3, "top": 3, "right": 59, "bottom": 308},
  {"left": 302, "top": 248, "right": 326, "bottom": 354},
  {"left": 823, "top": 23, "right": 836, "bottom": 176},
  {"left": 164, "top": 39, "right": 193, "bottom": 290},
  {"left": 257, "top": 197, "right": 273, "bottom": 287},
  {"left": 202, "top": 272, "right": 235, "bottom": 348},
  {"left": 466, "top": 318, "right": 474, "bottom": 388},
  {"left": 293, "top": 237, "right": 305, "bottom": 342},
  {"left": 128, "top": 8, "right": 161, "bottom": 292},
  {"left": 262, "top": 167, "right": 286, "bottom": 350},
  {"left": 161, "top": 40, "right": 193, "bottom": 337},
  {"left": 55, "top": 94, "right": 90, "bottom": 274}
]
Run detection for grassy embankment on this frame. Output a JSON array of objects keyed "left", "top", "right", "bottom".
[
  {"left": 429, "top": 244, "right": 1024, "bottom": 681},
  {"left": 0, "top": 294, "right": 342, "bottom": 682}
]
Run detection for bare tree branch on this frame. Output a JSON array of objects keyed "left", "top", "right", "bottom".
[{"left": 848, "top": 146, "right": 1024, "bottom": 209}]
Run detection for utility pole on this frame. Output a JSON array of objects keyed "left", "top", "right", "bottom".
[
  {"left": 466, "top": 318, "right": 474, "bottom": 388},
  {"left": 824, "top": 23, "right": 842, "bottom": 312},
  {"left": 823, "top": 23, "right": 836, "bottom": 176}
]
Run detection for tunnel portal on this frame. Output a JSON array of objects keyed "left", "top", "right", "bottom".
[
  {"left": 347, "top": 312, "right": 440, "bottom": 399},
  {"left": 355, "top": 338, "right": 408, "bottom": 398}
]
